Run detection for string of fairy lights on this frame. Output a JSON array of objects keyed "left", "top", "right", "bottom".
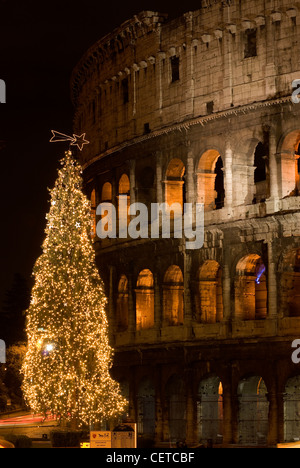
[{"left": 21, "top": 149, "right": 127, "bottom": 427}]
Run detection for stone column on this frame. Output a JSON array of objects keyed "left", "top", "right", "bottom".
[{"left": 224, "top": 141, "right": 233, "bottom": 210}]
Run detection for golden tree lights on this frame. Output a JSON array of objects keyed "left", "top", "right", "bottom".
[{"left": 21, "top": 150, "right": 127, "bottom": 427}]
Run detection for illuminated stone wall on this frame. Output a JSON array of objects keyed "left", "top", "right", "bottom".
[{"left": 72, "top": 2, "right": 300, "bottom": 447}]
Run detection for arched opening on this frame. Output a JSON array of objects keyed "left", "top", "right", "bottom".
[
  {"left": 137, "top": 377, "right": 155, "bottom": 440},
  {"left": 163, "top": 266, "right": 184, "bottom": 326},
  {"left": 119, "top": 378, "right": 130, "bottom": 420},
  {"left": 238, "top": 376, "right": 269, "bottom": 445},
  {"left": 197, "top": 150, "right": 225, "bottom": 211},
  {"left": 101, "top": 181, "right": 112, "bottom": 202},
  {"left": 165, "top": 375, "right": 186, "bottom": 443},
  {"left": 235, "top": 254, "right": 268, "bottom": 320},
  {"left": 280, "top": 248, "right": 300, "bottom": 317},
  {"left": 90, "top": 188, "right": 96, "bottom": 238},
  {"left": 279, "top": 130, "right": 300, "bottom": 197},
  {"left": 197, "top": 375, "right": 223, "bottom": 444},
  {"left": 136, "top": 269, "right": 155, "bottom": 330},
  {"left": 165, "top": 158, "right": 185, "bottom": 214},
  {"left": 195, "top": 261, "right": 223, "bottom": 323},
  {"left": 253, "top": 142, "right": 269, "bottom": 203},
  {"left": 118, "top": 173, "right": 130, "bottom": 227},
  {"left": 116, "top": 275, "right": 129, "bottom": 332},
  {"left": 284, "top": 375, "right": 300, "bottom": 442}
]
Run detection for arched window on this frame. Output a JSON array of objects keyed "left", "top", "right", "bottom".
[
  {"left": 195, "top": 261, "right": 223, "bottom": 323},
  {"left": 136, "top": 269, "right": 155, "bottom": 330},
  {"left": 165, "top": 159, "right": 185, "bottom": 214},
  {"left": 118, "top": 174, "right": 130, "bottom": 228},
  {"left": 237, "top": 376, "right": 269, "bottom": 445},
  {"left": 101, "top": 181, "right": 112, "bottom": 202},
  {"left": 165, "top": 375, "right": 186, "bottom": 443},
  {"left": 197, "top": 375, "right": 223, "bottom": 444},
  {"left": 279, "top": 130, "right": 300, "bottom": 197},
  {"left": 197, "top": 150, "right": 225, "bottom": 211},
  {"left": 137, "top": 377, "right": 155, "bottom": 439},
  {"left": 253, "top": 142, "right": 269, "bottom": 203},
  {"left": 235, "top": 255, "right": 267, "bottom": 320},
  {"left": 163, "top": 266, "right": 184, "bottom": 326},
  {"left": 116, "top": 275, "right": 129, "bottom": 332}
]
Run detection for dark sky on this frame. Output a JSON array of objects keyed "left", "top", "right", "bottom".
[{"left": 0, "top": 0, "right": 203, "bottom": 307}]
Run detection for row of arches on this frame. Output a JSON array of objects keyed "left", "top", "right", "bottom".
[
  {"left": 90, "top": 134, "right": 300, "bottom": 224},
  {"left": 114, "top": 247, "right": 300, "bottom": 332},
  {"left": 115, "top": 255, "right": 267, "bottom": 331},
  {"left": 121, "top": 373, "right": 300, "bottom": 445}
]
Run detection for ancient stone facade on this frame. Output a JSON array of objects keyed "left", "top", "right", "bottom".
[{"left": 71, "top": 2, "right": 300, "bottom": 446}]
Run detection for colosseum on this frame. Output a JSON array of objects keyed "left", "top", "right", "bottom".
[{"left": 71, "top": 1, "right": 300, "bottom": 447}]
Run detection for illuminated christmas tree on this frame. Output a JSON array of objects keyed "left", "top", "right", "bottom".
[{"left": 22, "top": 150, "right": 127, "bottom": 427}]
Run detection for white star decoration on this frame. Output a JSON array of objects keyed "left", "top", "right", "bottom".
[{"left": 50, "top": 130, "right": 89, "bottom": 151}]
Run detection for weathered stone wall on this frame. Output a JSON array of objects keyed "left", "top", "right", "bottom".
[{"left": 72, "top": 2, "right": 300, "bottom": 447}]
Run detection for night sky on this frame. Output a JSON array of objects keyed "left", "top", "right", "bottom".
[{"left": 0, "top": 0, "right": 203, "bottom": 308}]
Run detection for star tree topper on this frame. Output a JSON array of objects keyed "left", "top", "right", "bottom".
[{"left": 50, "top": 130, "right": 89, "bottom": 151}]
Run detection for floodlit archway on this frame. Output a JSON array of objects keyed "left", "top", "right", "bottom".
[
  {"left": 118, "top": 173, "right": 130, "bottom": 227},
  {"left": 165, "top": 375, "right": 186, "bottom": 443},
  {"left": 238, "top": 376, "right": 269, "bottom": 445},
  {"left": 163, "top": 266, "right": 184, "bottom": 326},
  {"left": 195, "top": 261, "right": 223, "bottom": 323},
  {"left": 197, "top": 150, "right": 225, "bottom": 211},
  {"left": 136, "top": 269, "right": 155, "bottom": 330},
  {"left": 197, "top": 375, "right": 223, "bottom": 443},
  {"left": 137, "top": 377, "right": 155, "bottom": 439},
  {"left": 235, "top": 254, "right": 267, "bottom": 320},
  {"left": 165, "top": 158, "right": 185, "bottom": 212},
  {"left": 279, "top": 130, "right": 300, "bottom": 197}
]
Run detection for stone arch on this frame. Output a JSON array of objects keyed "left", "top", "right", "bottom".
[
  {"left": 137, "top": 376, "right": 155, "bottom": 439},
  {"left": 165, "top": 158, "right": 186, "bottom": 211},
  {"left": 195, "top": 260, "right": 223, "bottom": 323},
  {"left": 278, "top": 129, "right": 300, "bottom": 197},
  {"left": 165, "top": 374, "right": 186, "bottom": 443},
  {"left": 116, "top": 274, "right": 129, "bottom": 332},
  {"left": 253, "top": 141, "right": 269, "bottom": 203},
  {"left": 197, "top": 375, "right": 223, "bottom": 444},
  {"left": 101, "top": 181, "right": 112, "bottom": 201},
  {"left": 163, "top": 265, "right": 184, "bottom": 326},
  {"left": 118, "top": 173, "right": 130, "bottom": 227},
  {"left": 235, "top": 254, "right": 267, "bottom": 320},
  {"left": 237, "top": 375, "right": 269, "bottom": 445},
  {"left": 197, "top": 149, "right": 225, "bottom": 211},
  {"left": 135, "top": 269, "right": 155, "bottom": 330},
  {"left": 284, "top": 375, "right": 300, "bottom": 442}
]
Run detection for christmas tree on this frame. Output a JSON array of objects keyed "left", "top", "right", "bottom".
[{"left": 21, "top": 150, "right": 127, "bottom": 427}]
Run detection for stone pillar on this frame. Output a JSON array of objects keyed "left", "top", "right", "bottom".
[
  {"left": 127, "top": 275, "right": 136, "bottom": 333},
  {"left": 129, "top": 159, "right": 136, "bottom": 205},
  {"left": 224, "top": 141, "right": 233, "bottom": 209},
  {"left": 186, "top": 149, "right": 195, "bottom": 204},
  {"left": 268, "top": 391, "right": 279, "bottom": 446},
  {"left": 154, "top": 273, "right": 162, "bottom": 330},
  {"left": 222, "top": 386, "right": 233, "bottom": 445},
  {"left": 156, "top": 152, "right": 163, "bottom": 204},
  {"left": 186, "top": 374, "right": 197, "bottom": 445},
  {"left": 267, "top": 241, "right": 278, "bottom": 321}
]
